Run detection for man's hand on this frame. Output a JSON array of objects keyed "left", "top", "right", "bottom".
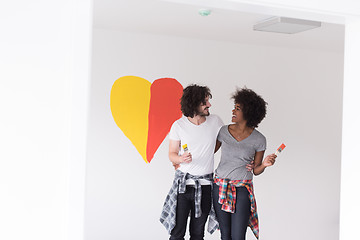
[
  {"left": 172, "top": 152, "right": 192, "bottom": 170},
  {"left": 173, "top": 163, "right": 180, "bottom": 170},
  {"left": 180, "top": 152, "right": 192, "bottom": 164},
  {"left": 246, "top": 160, "right": 255, "bottom": 171}
]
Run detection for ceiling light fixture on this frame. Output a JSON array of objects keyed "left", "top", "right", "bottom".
[
  {"left": 198, "top": 9, "right": 211, "bottom": 16},
  {"left": 253, "top": 17, "right": 321, "bottom": 34}
]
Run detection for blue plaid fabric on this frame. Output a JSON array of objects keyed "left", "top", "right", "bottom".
[{"left": 160, "top": 170, "right": 219, "bottom": 234}]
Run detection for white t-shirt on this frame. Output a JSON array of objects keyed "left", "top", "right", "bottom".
[{"left": 169, "top": 114, "right": 224, "bottom": 185}]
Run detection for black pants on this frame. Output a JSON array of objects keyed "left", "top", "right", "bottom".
[
  {"left": 170, "top": 185, "right": 212, "bottom": 240},
  {"left": 213, "top": 183, "right": 251, "bottom": 240}
]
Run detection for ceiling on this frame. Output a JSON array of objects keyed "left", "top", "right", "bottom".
[{"left": 93, "top": 0, "right": 344, "bottom": 52}]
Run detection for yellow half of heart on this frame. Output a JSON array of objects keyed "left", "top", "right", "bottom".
[{"left": 110, "top": 76, "right": 151, "bottom": 162}]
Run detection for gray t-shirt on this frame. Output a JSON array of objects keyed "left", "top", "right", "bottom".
[{"left": 215, "top": 125, "right": 266, "bottom": 180}]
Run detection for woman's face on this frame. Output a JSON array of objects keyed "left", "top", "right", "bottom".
[{"left": 231, "top": 103, "right": 244, "bottom": 123}]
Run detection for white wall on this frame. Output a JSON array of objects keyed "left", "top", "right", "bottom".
[
  {"left": 340, "top": 18, "right": 360, "bottom": 240},
  {"left": 85, "top": 28, "right": 344, "bottom": 240},
  {"left": 0, "top": 1, "right": 92, "bottom": 240}
]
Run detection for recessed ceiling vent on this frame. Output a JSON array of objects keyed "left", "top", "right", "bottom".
[{"left": 253, "top": 17, "right": 321, "bottom": 34}]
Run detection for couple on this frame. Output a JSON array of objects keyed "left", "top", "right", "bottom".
[{"left": 160, "top": 84, "right": 276, "bottom": 240}]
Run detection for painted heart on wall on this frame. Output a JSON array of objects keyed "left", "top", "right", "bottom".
[{"left": 110, "top": 76, "right": 183, "bottom": 163}]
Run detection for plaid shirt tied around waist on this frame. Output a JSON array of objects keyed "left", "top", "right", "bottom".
[
  {"left": 160, "top": 170, "right": 219, "bottom": 234},
  {"left": 213, "top": 175, "right": 259, "bottom": 239}
]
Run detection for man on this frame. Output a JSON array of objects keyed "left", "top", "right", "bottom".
[{"left": 160, "top": 84, "right": 224, "bottom": 240}]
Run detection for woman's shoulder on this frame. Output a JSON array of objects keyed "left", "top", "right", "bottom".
[
  {"left": 217, "top": 124, "right": 230, "bottom": 136},
  {"left": 252, "top": 129, "right": 266, "bottom": 141},
  {"left": 220, "top": 124, "right": 230, "bottom": 131}
]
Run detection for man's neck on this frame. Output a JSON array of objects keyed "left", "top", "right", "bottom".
[{"left": 187, "top": 115, "right": 207, "bottom": 125}]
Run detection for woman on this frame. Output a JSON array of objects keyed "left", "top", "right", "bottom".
[{"left": 213, "top": 87, "right": 276, "bottom": 240}]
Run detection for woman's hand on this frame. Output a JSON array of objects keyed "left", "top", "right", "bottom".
[{"left": 262, "top": 153, "right": 277, "bottom": 167}]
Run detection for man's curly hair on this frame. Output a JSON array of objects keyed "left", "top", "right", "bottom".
[
  {"left": 180, "top": 84, "right": 212, "bottom": 117},
  {"left": 232, "top": 87, "right": 267, "bottom": 128}
]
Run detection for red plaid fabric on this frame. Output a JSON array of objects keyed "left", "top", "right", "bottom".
[{"left": 214, "top": 175, "right": 259, "bottom": 239}]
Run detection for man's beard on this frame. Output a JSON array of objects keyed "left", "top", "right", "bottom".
[{"left": 197, "top": 108, "right": 210, "bottom": 116}]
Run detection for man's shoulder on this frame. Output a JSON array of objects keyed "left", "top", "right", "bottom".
[
  {"left": 169, "top": 116, "right": 185, "bottom": 139},
  {"left": 207, "top": 114, "right": 224, "bottom": 125},
  {"left": 207, "top": 114, "right": 220, "bottom": 120},
  {"left": 171, "top": 115, "right": 187, "bottom": 129},
  {"left": 173, "top": 115, "right": 186, "bottom": 124}
]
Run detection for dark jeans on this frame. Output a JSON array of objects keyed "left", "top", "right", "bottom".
[
  {"left": 213, "top": 183, "right": 251, "bottom": 240},
  {"left": 170, "top": 185, "right": 212, "bottom": 240}
]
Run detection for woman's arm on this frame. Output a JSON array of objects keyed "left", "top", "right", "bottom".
[{"left": 253, "top": 151, "right": 276, "bottom": 176}]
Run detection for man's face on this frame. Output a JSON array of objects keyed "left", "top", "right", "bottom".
[{"left": 196, "top": 96, "right": 211, "bottom": 116}]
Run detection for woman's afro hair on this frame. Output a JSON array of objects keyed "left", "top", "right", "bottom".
[{"left": 232, "top": 87, "right": 267, "bottom": 128}]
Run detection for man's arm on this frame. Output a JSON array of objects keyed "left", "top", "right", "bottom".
[
  {"left": 169, "top": 139, "right": 192, "bottom": 168},
  {"left": 214, "top": 140, "right": 222, "bottom": 153}
]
